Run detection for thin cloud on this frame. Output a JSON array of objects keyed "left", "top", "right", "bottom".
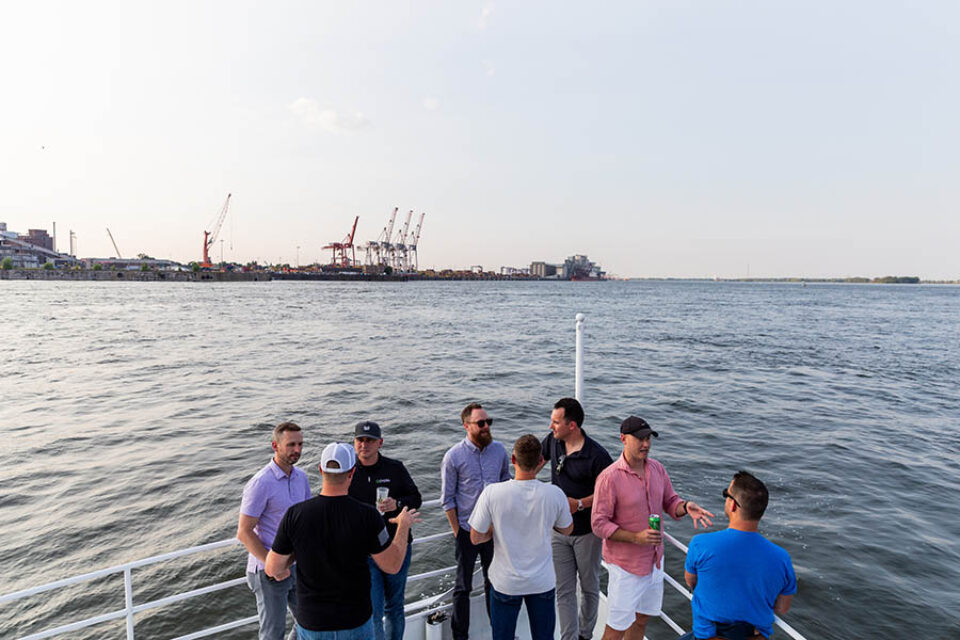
[
  {"left": 288, "top": 98, "right": 370, "bottom": 134},
  {"left": 478, "top": 5, "right": 494, "bottom": 30},
  {"left": 422, "top": 97, "right": 440, "bottom": 111}
]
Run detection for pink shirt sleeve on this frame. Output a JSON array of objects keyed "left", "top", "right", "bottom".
[
  {"left": 591, "top": 470, "right": 619, "bottom": 539},
  {"left": 661, "top": 469, "right": 684, "bottom": 520}
]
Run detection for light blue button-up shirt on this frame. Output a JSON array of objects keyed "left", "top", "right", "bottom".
[
  {"left": 440, "top": 437, "right": 511, "bottom": 530},
  {"left": 239, "top": 460, "right": 312, "bottom": 572}
]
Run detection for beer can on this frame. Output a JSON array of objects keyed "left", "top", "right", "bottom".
[{"left": 648, "top": 514, "right": 661, "bottom": 531}]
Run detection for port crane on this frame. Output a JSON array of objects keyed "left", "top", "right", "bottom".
[
  {"left": 408, "top": 212, "right": 425, "bottom": 271},
  {"left": 323, "top": 216, "right": 359, "bottom": 268},
  {"left": 201, "top": 194, "right": 231, "bottom": 268},
  {"left": 363, "top": 207, "right": 398, "bottom": 267},
  {"left": 392, "top": 210, "right": 413, "bottom": 271},
  {"left": 106, "top": 228, "right": 122, "bottom": 259}
]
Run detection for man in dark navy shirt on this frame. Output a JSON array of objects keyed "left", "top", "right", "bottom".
[
  {"left": 266, "top": 442, "right": 419, "bottom": 640},
  {"left": 541, "top": 397, "right": 613, "bottom": 640},
  {"left": 349, "top": 420, "right": 422, "bottom": 640}
]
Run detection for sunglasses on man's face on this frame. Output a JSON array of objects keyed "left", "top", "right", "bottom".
[
  {"left": 722, "top": 487, "right": 740, "bottom": 508},
  {"left": 472, "top": 418, "right": 494, "bottom": 427}
]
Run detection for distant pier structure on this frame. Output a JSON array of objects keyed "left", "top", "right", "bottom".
[{"left": 527, "top": 255, "right": 606, "bottom": 280}]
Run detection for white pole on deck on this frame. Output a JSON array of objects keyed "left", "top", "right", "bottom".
[{"left": 575, "top": 313, "right": 585, "bottom": 402}]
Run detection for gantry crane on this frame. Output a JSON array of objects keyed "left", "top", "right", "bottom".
[
  {"left": 408, "top": 213, "right": 425, "bottom": 271},
  {"left": 323, "top": 216, "right": 359, "bottom": 268},
  {"left": 394, "top": 210, "right": 414, "bottom": 271},
  {"left": 201, "top": 194, "right": 231, "bottom": 268},
  {"left": 363, "top": 207, "right": 398, "bottom": 266}
]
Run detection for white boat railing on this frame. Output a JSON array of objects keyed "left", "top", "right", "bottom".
[{"left": 1, "top": 495, "right": 806, "bottom": 640}]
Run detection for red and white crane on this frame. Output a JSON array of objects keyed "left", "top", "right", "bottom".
[{"left": 323, "top": 216, "right": 359, "bottom": 268}]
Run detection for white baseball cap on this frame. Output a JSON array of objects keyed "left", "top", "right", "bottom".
[{"left": 320, "top": 442, "right": 356, "bottom": 473}]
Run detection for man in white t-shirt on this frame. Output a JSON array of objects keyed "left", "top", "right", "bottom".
[{"left": 469, "top": 434, "right": 574, "bottom": 640}]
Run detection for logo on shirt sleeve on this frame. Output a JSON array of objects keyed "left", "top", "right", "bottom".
[{"left": 378, "top": 527, "right": 390, "bottom": 547}]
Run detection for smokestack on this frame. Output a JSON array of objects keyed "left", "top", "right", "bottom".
[{"left": 52, "top": 221, "right": 57, "bottom": 252}]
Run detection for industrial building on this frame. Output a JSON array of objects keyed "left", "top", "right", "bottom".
[
  {"left": 561, "top": 254, "right": 605, "bottom": 280},
  {"left": 0, "top": 223, "right": 79, "bottom": 268},
  {"left": 526, "top": 256, "right": 605, "bottom": 280}
]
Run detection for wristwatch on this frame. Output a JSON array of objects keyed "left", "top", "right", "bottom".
[{"left": 576, "top": 499, "right": 585, "bottom": 512}]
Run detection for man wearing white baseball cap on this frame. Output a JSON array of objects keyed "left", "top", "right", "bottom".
[{"left": 266, "top": 442, "right": 420, "bottom": 639}]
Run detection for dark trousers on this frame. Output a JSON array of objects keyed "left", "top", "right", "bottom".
[
  {"left": 679, "top": 621, "right": 759, "bottom": 640},
  {"left": 452, "top": 528, "right": 494, "bottom": 640}
]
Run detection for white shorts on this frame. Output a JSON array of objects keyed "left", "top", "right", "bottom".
[{"left": 605, "top": 563, "right": 664, "bottom": 631}]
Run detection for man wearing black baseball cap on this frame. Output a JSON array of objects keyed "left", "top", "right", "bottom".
[
  {"left": 348, "top": 421, "right": 422, "bottom": 640},
  {"left": 592, "top": 417, "right": 714, "bottom": 640}
]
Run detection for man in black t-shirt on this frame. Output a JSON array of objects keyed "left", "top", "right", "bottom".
[
  {"left": 266, "top": 442, "right": 420, "bottom": 639},
  {"left": 541, "top": 398, "right": 613, "bottom": 640}
]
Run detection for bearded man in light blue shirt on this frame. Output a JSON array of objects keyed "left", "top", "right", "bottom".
[{"left": 441, "top": 402, "right": 511, "bottom": 640}]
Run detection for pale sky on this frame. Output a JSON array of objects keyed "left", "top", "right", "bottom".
[{"left": 1, "top": 1, "right": 957, "bottom": 278}]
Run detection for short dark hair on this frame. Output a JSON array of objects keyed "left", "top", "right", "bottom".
[
  {"left": 272, "top": 422, "right": 301, "bottom": 443},
  {"left": 513, "top": 434, "right": 542, "bottom": 471},
  {"left": 553, "top": 397, "right": 584, "bottom": 428},
  {"left": 461, "top": 402, "right": 483, "bottom": 424},
  {"left": 731, "top": 470, "right": 769, "bottom": 521}
]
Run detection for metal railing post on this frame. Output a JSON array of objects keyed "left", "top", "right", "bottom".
[
  {"left": 123, "top": 567, "right": 135, "bottom": 639},
  {"left": 575, "top": 313, "right": 585, "bottom": 402}
]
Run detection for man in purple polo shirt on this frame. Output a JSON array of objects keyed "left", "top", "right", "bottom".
[
  {"left": 441, "top": 402, "right": 511, "bottom": 640},
  {"left": 238, "top": 422, "right": 312, "bottom": 640}
]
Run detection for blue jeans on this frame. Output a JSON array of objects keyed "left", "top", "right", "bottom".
[
  {"left": 295, "top": 617, "right": 374, "bottom": 639},
  {"left": 489, "top": 587, "right": 556, "bottom": 640},
  {"left": 368, "top": 544, "right": 412, "bottom": 640},
  {"left": 246, "top": 570, "right": 297, "bottom": 640}
]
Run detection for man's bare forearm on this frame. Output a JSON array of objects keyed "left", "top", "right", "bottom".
[
  {"left": 470, "top": 528, "right": 492, "bottom": 544},
  {"left": 444, "top": 508, "right": 460, "bottom": 535},
  {"left": 237, "top": 516, "right": 269, "bottom": 564},
  {"left": 373, "top": 523, "right": 411, "bottom": 574},
  {"left": 608, "top": 527, "right": 639, "bottom": 544}
]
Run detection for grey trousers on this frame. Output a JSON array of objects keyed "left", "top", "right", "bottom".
[{"left": 552, "top": 530, "right": 603, "bottom": 640}]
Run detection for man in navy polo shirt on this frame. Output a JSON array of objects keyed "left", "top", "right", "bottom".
[
  {"left": 541, "top": 397, "right": 613, "bottom": 640},
  {"left": 238, "top": 422, "right": 312, "bottom": 640},
  {"left": 681, "top": 471, "right": 797, "bottom": 640}
]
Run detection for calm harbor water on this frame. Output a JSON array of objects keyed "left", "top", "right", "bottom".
[{"left": 1, "top": 280, "right": 958, "bottom": 639}]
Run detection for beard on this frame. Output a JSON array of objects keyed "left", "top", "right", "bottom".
[{"left": 475, "top": 430, "right": 493, "bottom": 448}]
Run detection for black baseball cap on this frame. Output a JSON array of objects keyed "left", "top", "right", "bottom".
[
  {"left": 620, "top": 416, "right": 659, "bottom": 439},
  {"left": 354, "top": 420, "right": 382, "bottom": 439}
]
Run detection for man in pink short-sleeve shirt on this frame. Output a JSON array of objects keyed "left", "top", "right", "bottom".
[{"left": 591, "top": 416, "right": 714, "bottom": 640}]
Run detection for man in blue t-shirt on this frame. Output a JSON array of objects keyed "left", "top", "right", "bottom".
[{"left": 682, "top": 471, "right": 797, "bottom": 640}]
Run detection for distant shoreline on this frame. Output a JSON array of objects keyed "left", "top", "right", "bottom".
[
  {"left": 1, "top": 269, "right": 956, "bottom": 285},
  {"left": 625, "top": 276, "right": 960, "bottom": 285}
]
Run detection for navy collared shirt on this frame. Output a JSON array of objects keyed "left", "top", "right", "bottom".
[{"left": 542, "top": 430, "right": 613, "bottom": 535}]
